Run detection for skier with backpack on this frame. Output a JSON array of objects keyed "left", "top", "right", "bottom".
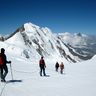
[
  {"left": 39, "top": 56, "right": 46, "bottom": 76},
  {"left": 60, "top": 62, "right": 64, "bottom": 74},
  {"left": 0, "top": 48, "right": 11, "bottom": 82}
]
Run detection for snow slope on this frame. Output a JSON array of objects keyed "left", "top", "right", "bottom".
[{"left": 0, "top": 49, "right": 96, "bottom": 96}]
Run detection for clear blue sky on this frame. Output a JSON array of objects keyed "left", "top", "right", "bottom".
[{"left": 0, "top": 0, "right": 96, "bottom": 35}]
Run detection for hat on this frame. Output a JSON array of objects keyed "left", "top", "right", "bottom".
[{"left": 1, "top": 48, "right": 5, "bottom": 52}]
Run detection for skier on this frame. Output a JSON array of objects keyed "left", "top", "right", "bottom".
[
  {"left": 60, "top": 62, "right": 64, "bottom": 74},
  {"left": 39, "top": 56, "right": 46, "bottom": 76},
  {"left": 0, "top": 48, "right": 11, "bottom": 82},
  {"left": 55, "top": 62, "right": 59, "bottom": 72}
]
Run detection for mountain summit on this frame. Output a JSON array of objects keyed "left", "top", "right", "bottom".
[{"left": 0, "top": 22, "right": 95, "bottom": 63}]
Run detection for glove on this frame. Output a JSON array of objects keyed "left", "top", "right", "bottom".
[{"left": 8, "top": 61, "right": 11, "bottom": 63}]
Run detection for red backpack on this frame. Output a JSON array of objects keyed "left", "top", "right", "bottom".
[
  {"left": 0, "top": 53, "right": 4, "bottom": 65},
  {"left": 39, "top": 59, "right": 45, "bottom": 65}
]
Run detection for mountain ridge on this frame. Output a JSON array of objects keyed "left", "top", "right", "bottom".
[{"left": 0, "top": 22, "right": 95, "bottom": 62}]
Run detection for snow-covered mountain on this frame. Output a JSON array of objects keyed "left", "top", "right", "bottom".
[
  {"left": 0, "top": 22, "right": 96, "bottom": 96},
  {"left": 57, "top": 32, "right": 96, "bottom": 57},
  {"left": 0, "top": 22, "right": 95, "bottom": 63}
]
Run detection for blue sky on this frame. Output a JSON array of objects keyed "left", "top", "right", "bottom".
[{"left": 0, "top": 0, "right": 96, "bottom": 35}]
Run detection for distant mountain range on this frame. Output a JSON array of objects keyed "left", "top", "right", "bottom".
[{"left": 0, "top": 22, "right": 96, "bottom": 63}]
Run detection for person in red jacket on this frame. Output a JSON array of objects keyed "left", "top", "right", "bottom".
[
  {"left": 0, "top": 48, "right": 11, "bottom": 82},
  {"left": 39, "top": 56, "right": 46, "bottom": 76}
]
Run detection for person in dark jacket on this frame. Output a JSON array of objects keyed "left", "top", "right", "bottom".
[
  {"left": 55, "top": 62, "right": 59, "bottom": 72},
  {"left": 0, "top": 48, "right": 11, "bottom": 82},
  {"left": 39, "top": 56, "right": 46, "bottom": 76}
]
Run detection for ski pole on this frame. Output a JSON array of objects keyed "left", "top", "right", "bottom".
[{"left": 10, "top": 63, "right": 13, "bottom": 80}]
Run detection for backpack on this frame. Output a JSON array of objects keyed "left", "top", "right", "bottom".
[
  {"left": 60, "top": 63, "right": 64, "bottom": 69},
  {"left": 39, "top": 59, "right": 44, "bottom": 64},
  {"left": 0, "top": 53, "right": 4, "bottom": 65},
  {"left": 55, "top": 63, "right": 59, "bottom": 68}
]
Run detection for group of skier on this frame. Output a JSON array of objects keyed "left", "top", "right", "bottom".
[
  {"left": 39, "top": 57, "right": 65, "bottom": 76},
  {"left": 0, "top": 48, "right": 65, "bottom": 82}
]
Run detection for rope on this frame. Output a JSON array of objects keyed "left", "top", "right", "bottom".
[
  {"left": 0, "top": 69, "right": 36, "bottom": 96},
  {"left": 13, "top": 69, "right": 37, "bottom": 74},
  {"left": 0, "top": 66, "right": 65, "bottom": 96},
  {"left": 0, "top": 67, "right": 37, "bottom": 96},
  {"left": 0, "top": 83, "right": 7, "bottom": 96}
]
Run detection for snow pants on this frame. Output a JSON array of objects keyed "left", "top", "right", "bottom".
[
  {"left": 40, "top": 66, "right": 46, "bottom": 76},
  {"left": 0, "top": 65, "right": 8, "bottom": 80}
]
